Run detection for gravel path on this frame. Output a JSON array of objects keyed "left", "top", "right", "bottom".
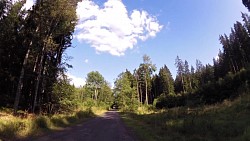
[{"left": 28, "top": 110, "right": 136, "bottom": 141}]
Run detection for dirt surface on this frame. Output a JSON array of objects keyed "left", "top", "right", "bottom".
[{"left": 27, "top": 110, "right": 136, "bottom": 141}]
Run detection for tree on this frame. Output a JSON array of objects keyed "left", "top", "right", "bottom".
[
  {"left": 8, "top": 0, "right": 78, "bottom": 114},
  {"left": 98, "top": 81, "right": 113, "bottom": 104},
  {"left": 0, "top": 0, "right": 28, "bottom": 114},
  {"left": 243, "top": 0, "right": 250, "bottom": 11},
  {"left": 114, "top": 70, "right": 137, "bottom": 111},
  {"left": 52, "top": 73, "right": 76, "bottom": 113},
  {"left": 158, "top": 65, "right": 175, "bottom": 96},
  {"left": 138, "top": 55, "right": 156, "bottom": 105},
  {"left": 175, "top": 56, "right": 185, "bottom": 93},
  {"left": 85, "top": 71, "right": 105, "bottom": 100},
  {"left": 183, "top": 60, "right": 192, "bottom": 92}
]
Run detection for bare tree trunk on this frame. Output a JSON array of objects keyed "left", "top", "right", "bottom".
[
  {"left": 94, "top": 89, "right": 98, "bottom": 100},
  {"left": 13, "top": 47, "right": 31, "bottom": 115},
  {"left": 136, "top": 76, "right": 140, "bottom": 103},
  {"left": 32, "top": 47, "right": 46, "bottom": 113},
  {"left": 181, "top": 73, "right": 185, "bottom": 93},
  {"left": 140, "top": 85, "right": 142, "bottom": 105},
  {"left": 145, "top": 75, "right": 148, "bottom": 105}
]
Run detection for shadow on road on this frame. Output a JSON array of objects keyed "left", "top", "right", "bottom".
[{"left": 25, "top": 111, "right": 136, "bottom": 141}]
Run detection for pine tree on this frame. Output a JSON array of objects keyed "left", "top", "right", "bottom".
[
  {"left": 141, "top": 55, "right": 156, "bottom": 105},
  {"left": 12, "top": 0, "right": 78, "bottom": 114},
  {"left": 158, "top": 65, "right": 175, "bottom": 96},
  {"left": 175, "top": 56, "right": 185, "bottom": 93},
  {"left": 243, "top": 0, "right": 250, "bottom": 11},
  {"left": 183, "top": 60, "right": 192, "bottom": 92}
]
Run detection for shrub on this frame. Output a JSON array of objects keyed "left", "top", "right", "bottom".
[{"left": 156, "top": 94, "right": 187, "bottom": 109}]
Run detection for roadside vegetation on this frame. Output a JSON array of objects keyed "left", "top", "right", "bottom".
[
  {"left": 121, "top": 93, "right": 250, "bottom": 141},
  {"left": 1, "top": 1, "right": 250, "bottom": 141},
  {"left": 0, "top": 70, "right": 112, "bottom": 140},
  {"left": 0, "top": 107, "right": 91, "bottom": 140},
  {"left": 0, "top": 103, "right": 107, "bottom": 140}
]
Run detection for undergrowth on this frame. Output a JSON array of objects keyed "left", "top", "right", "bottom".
[{"left": 120, "top": 93, "right": 250, "bottom": 141}]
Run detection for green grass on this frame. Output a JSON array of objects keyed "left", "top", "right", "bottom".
[
  {"left": 120, "top": 93, "right": 250, "bottom": 141},
  {"left": 0, "top": 106, "right": 106, "bottom": 140}
]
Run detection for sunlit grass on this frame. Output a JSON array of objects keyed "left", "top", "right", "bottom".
[
  {"left": 0, "top": 106, "right": 107, "bottom": 140},
  {"left": 120, "top": 93, "right": 250, "bottom": 141}
]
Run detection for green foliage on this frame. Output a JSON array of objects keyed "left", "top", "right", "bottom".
[
  {"left": 0, "top": 0, "right": 79, "bottom": 113},
  {"left": 158, "top": 65, "right": 175, "bottom": 96},
  {"left": 196, "top": 69, "right": 250, "bottom": 104},
  {"left": 0, "top": 119, "right": 25, "bottom": 139},
  {"left": 155, "top": 94, "right": 187, "bottom": 109},
  {"left": 121, "top": 93, "right": 250, "bottom": 141},
  {"left": 52, "top": 74, "right": 77, "bottom": 113},
  {"left": 32, "top": 116, "right": 50, "bottom": 130},
  {"left": 85, "top": 71, "right": 112, "bottom": 103},
  {"left": 86, "top": 71, "right": 105, "bottom": 89},
  {"left": 98, "top": 82, "right": 113, "bottom": 104},
  {"left": 0, "top": 107, "right": 97, "bottom": 140},
  {"left": 114, "top": 70, "right": 139, "bottom": 111}
]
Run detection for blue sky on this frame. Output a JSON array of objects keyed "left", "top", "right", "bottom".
[{"left": 62, "top": 0, "right": 248, "bottom": 87}]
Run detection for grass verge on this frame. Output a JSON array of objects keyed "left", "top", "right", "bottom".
[
  {"left": 120, "top": 93, "right": 250, "bottom": 141},
  {"left": 0, "top": 106, "right": 106, "bottom": 141}
]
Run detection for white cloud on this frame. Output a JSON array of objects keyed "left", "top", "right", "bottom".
[
  {"left": 84, "top": 59, "right": 89, "bottom": 63},
  {"left": 67, "top": 73, "right": 85, "bottom": 88},
  {"left": 76, "top": 0, "right": 163, "bottom": 56}
]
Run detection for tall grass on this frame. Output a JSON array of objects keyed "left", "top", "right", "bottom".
[
  {"left": 0, "top": 106, "right": 106, "bottom": 140},
  {"left": 120, "top": 93, "right": 250, "bottom": 141}
]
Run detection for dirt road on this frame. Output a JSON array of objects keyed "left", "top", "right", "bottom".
[{"left": 30, "top": 110, "right": 136, "bottom": 141}]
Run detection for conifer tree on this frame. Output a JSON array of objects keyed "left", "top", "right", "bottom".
[{"left": 158, "top": 65, "right": 175, "bottom": 96}]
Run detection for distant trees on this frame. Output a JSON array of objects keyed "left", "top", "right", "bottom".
[
  {"left": 114, "top": 70, "right": 137, "bottom": 111},
  {"left": 216, "top": 15, "right": 250, "bottom": 76},
  {"left": 52, "top": 73, "right": 76, "bottom": 113},
  {"left": 158, "top": 12, "right": 250, "bottom": 107},
  {"left": 127, "top": 11, "right": 250, "bottom": 109},
  {"left": 151, "top": 65, "right": 175, "bottom": 99},
  {"left": 158, "top": 65, "right": 175, "bottom": 96},
  {"left": 84, "top": 71, "right": 113, "bottom": 104},
  {"left": 85, "top": 71, "right": 105, "bottom": 100},
  {"left": 135, "top": 55, "right": 156, "bottom": 105}
]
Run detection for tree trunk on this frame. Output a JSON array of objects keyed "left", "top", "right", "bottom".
[
  {"left": 140, "top": 84, "right": 143, "bottom": 105},
  {"left": 94, "top": 89, "right": 98, "bottom": 100},
  {"left": 136, "top": 76, "right": 140, "bottom": 103},
  {"left": 145, "top": 75, "right": 148, "bottom": 105},
  {"left": 32, "top": 46, "right": 46, "bottom": 113},
  {"left": 13, "top": 47, "right": 31, "bottom": 115},
  {"left": 181, "top": 73, "right": 185, "bottom": 93}
]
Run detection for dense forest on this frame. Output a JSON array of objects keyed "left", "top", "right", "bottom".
[
  {"left": 1, "top": 0, "right": 250, "bottom": 140},
  {"left": 0, "top": 0, "right": 250, "bottom": 117},
  {"left": 0, "top": 0, "right": 79, "bottom": 114}
]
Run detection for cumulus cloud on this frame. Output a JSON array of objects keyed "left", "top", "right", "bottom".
[
  {"left": 76, "top": 0, "right": 163, "bottom": 56},
  {"left": 67, "top": 73, "right": 85, "bottom": 87}
]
